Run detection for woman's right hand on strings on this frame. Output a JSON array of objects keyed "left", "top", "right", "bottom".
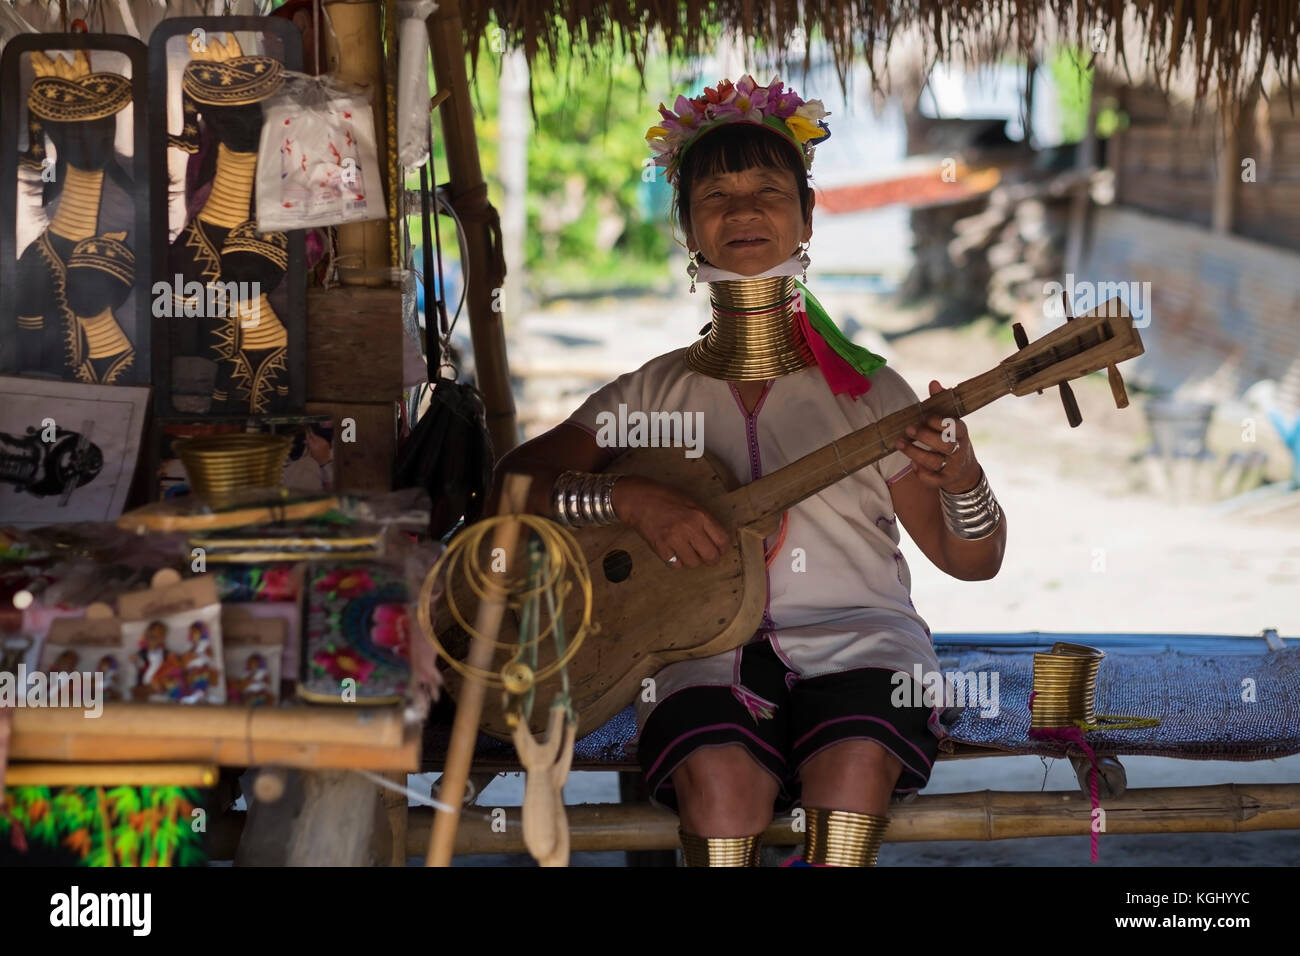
[{"left": 612, "top": 476, "right": 731, "bottom": 568}]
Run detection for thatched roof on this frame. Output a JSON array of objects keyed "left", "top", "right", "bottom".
[{"left": 458, "top": 1, "right": 1299, "bottom": 115}]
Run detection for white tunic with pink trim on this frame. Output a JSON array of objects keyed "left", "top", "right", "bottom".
[{"left": 564, "top": 347, "right": 944, "bottom": 738}]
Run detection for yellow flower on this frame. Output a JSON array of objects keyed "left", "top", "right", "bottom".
[
  {"left": 645, "top": 124, "right": 668, "bottom": 140},
  {"left": 784, "top": 113, "right": 822, "bottom": 143}
]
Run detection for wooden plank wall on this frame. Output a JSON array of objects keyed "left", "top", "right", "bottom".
[
  {"left": 1111, "top": 123, "right": 1217, "bottom": 229},
  {"left": 305, "top": 286, "right": 404, "bottom": 492},
  {"left": 1236, "top": 111, "right": 1300, "bottom": 250},
  {"left": 1110, "top": 101, "right": 1300, "bottom": 252},
  {"left": 1074, "top": 206, "right": 1300, "bottom": 413}
]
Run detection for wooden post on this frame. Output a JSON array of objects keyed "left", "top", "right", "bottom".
[
  {"left": 324, "top": 0, "right": 394, "bottom": 285},
  {"left": 285, "top": 770, "right": 382, "bottom": 866},
  {"left": 427, "top": 6, "right": 519, "bottom": 456},
  {"left": 498, "top": 47, "right": 530, "bottom": 331},
  {"left": 1063, "top": 85, "right": 1099, "bottom": 279},
  {"left": 426, "top": 473, "right": 531, "bottom": 865},
  {"left": 379, "top": 770, "right": 409, "bottom": 866},
  {"left": 1212, "top": 104, "right": 1238, "bottom": 235},
  {"left": 1022, "top": 56, "right": 1035, "bottom": 147}
]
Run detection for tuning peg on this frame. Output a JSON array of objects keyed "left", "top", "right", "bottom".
[
  {"left": 1011, "top": 322, "right": 1045, "bottom": 396},
  {"left": 1059, "top": 380, "right": 1083, "bottom": 427},
  {"left": 1058, "top": 292, "right": 1084, "bottom": 427},
  {"left": 1107, "top": 364, "right": 1129, "bottom": 409},
  {"left": 1058, "top": 290, "right": 1131, "bottom": 414}
]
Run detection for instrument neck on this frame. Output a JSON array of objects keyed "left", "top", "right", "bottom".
[{"left": 722, "top": 365, "right": 1010, "bottom": 528}]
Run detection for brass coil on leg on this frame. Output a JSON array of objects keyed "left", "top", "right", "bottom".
[
  {"left": 678, "top": 829, "right": 764, "bottom": 867},
  {"left": 803, "top": 807, "right": 890, "bottom": 867}
]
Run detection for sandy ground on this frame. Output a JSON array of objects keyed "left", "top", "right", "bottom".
[{"left": 428, "top": 289, "right": 1300, "bottom": 866}]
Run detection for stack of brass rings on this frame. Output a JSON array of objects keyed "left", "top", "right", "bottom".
[
  {"left": 685, "top": 274, "right": 815, "bottom": 380},
  {"left": 416, "top": 514, "right": 594, "bottom": 695},
  {"left": 173, "top": 434, "right": 292, "bottom": 504},
  {"left": 1030, "top": 642, "right": 1105, "bottom": 729}
]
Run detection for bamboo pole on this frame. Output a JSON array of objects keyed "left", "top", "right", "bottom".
[
  {"left": 426, "top": 473, "right": 531, "bottom": 866},
  {"left": 406, "top": 784, "right": 1300, "bottom": 855},
  {"left": 11, "top": 730, "right": 421, "bottom": 771},
  {"left": 1212, "top": 103, "right": 1239, "bottom": 235},
  {"left": 201, "top": 783, "right": 1300, "bottom": 861},
  {"left": 5, "top": 763, "right": 219, "bottom": 788},
  {"left": 10, "top": 702, "right": 405, "bottom": 748},
  {"left": 427, "top": 5, "right": 518, "bottom": 456},
  {"left": 324, "top": 0, "right": 393, "bottom": 284},
  {"left": 1063, "top": 83, "right": 1099, "bottom": 279}
]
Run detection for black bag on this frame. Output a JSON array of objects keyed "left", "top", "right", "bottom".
[
  {"left": 392, "top": 124, "right": 494, "bottom": 539},
  {"left": 393, "top": 376, "right": 493, "bottom": 539}
]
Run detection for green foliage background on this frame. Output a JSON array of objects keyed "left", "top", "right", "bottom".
[{"left": 416, "top": 30, "right": 717, "bottom": 295}]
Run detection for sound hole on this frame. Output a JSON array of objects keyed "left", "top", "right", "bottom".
[{"left": 603, "top": 549, "right": 633, "bottom": 582}]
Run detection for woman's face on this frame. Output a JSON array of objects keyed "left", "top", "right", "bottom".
[{"left": 685, "top": 164, "right": 813, "bottom": 276}]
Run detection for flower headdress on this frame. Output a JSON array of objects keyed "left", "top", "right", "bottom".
[{"left": 646, "top": 74, "right": 831, "bottom": 188}]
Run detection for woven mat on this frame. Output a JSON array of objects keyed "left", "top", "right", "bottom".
[
  {"left": 936, "top": 645, "right": 1300, "bottom": 760},
  {"left": 422, "top": 645, "right": 1300, "bottom": 765}
]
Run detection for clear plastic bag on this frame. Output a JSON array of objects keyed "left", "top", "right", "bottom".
[
  {"left": 397, "top": 1, "right": 436, "bottom": 169},
  {"left": 255, "top": 72, "right": 387, "bottom": 231}
]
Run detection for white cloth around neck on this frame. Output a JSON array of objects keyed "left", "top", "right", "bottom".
[{"left": 696, "top": 252, "right": 803, "bottom": 284}]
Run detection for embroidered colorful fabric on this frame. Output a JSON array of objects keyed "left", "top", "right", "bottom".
[{"left": 792, "top": 280, "right": 885, "bottom": 399}]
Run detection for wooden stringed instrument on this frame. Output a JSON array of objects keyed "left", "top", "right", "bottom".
[{"left": 434, "top": 297, "right": 1144, "bottom": 740}]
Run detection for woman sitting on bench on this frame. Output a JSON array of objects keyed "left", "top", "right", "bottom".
[{"left": 489, "top": 74, "right": 1008, "bottom": 866}]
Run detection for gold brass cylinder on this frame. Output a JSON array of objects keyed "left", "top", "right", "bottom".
[
  {"left": 803, "top": 807, "right": 890, "bottom": 866},
  {"left": 686, "top": 274, "right": 815, "bottom": 380},
  {"left": 678, "top": 829, "right": 763, "bottom": 866},
  {"left": 174, "top": 433, "right": 292, "bottom": 504},
  {"left": 1030, "top": 642, "right": 1105, "bottom": 728}
]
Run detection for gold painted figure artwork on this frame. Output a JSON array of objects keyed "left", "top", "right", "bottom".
[
  {"left": 165, "top": 33, "right": 290, "bottom": 415},
  {"left": 14, "top": 50, "right": 139, "bottom": 385}
]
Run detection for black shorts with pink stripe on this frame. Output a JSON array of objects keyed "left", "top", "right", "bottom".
[{"left": 636, "top": 637, "right": 940, "bottom": 815}]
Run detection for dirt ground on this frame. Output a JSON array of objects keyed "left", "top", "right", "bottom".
[{"left": 437, "top": 290, "right": 1300, "bottom": 867}]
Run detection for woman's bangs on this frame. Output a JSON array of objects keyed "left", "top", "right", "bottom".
[{"left": 689, "top": 127, "right": 795, "bottom": 180}]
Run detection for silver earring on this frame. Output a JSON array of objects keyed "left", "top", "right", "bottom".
[
  {"left": 687, "top": 249, "right": 700, "bottom": 294},
  {"left": 797, "top": 243, "right": 811, "bottom": 282}
]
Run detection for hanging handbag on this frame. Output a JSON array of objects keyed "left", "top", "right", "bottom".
[{"left": 392, "top": 123, "right": 493, "bottom": 539}]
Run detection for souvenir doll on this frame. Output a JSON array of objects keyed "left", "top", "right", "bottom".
[
  {"left": 39, "top": 616, "right": 127, "bottom": 706},
  {"left": 230, "top": 652, "right": 274, "bottom": 706},
  {"left": 131, "top": 619, "right": 185, "bottom": 701},
  {"left": 179, "top": 619, "right": 221, "bottom": 704},
  {"left": 96, "top": 653, "right": 123, "bottom": 701}
]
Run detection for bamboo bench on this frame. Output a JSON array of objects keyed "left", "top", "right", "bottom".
[{"left": 417, "top": 630, "right": 1300, "bottom": 860}]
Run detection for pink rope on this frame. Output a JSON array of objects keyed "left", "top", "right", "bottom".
[{"left": 1027, "top": 690, "right": 1101, "bottom": 863}]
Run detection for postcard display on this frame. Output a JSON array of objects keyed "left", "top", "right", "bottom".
[
  {"left": 0, "top": 34, "right": 154, "bottom": 388},
  {"left": 150, "top": 17, "right": 306, "bottom": 418}
]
